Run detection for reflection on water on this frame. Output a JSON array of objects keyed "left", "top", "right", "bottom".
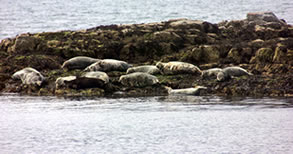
[{"left": 0, "top": 93, "right": 293, "bottom": 153}]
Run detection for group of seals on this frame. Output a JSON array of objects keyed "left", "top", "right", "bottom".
[
  {"left": 12, "top": 67, "right": 45, "bottom": 86},
  {"left": 11, "top": 55, "right": 253, "bottom": 96}
]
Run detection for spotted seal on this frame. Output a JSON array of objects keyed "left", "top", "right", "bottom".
[
  {"left": 119, "top": 72, "right": 159, "bottom": 87},
  {"left": 84, "top": 59, "right": 132, "bottom": 72},
  {"left": 126, "top": 65, "right": 160, "bottom": 75},
  {"left": 55, "top": 76, "right": 76, "bottom": 89},
  {"left": 201, "top": 68, "right": 222, "bottom": 79},
  {"left": 156, "top": 61, "right": 201, "bottom": 75},
  {"left": 55, "top": 72, "right": 109, "bottom": 89},
  {"left": 168, "top": 86, "right": 207, "bottom": 95},
  {"left": 12, "top": 67, "right": 45, "bottom": 86},
  {"left": 61, "top": 56, "right": 100, "bottom": 70},
  {"left": 217, "top": 66, "right": 253, "bottom": 81}
]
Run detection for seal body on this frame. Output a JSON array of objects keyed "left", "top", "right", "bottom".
[
  {"left": 81, "top": 71, "right": 109, "bottom": 84},
  {"left": 119, "top": 72, "right": 159, "bottom": 87},
  {"left": 62, "top": 56, "right": 100, "bottom": 70},
  {"left": 217, "top": 66, "right": 253, "bottom": 81},
  {"left": 84, "top": 59, "right": 132, "bottom": 72},
  {"left": 168, "top": 86, "right": 207, "bottom": 95},
  {"left": 12, "top": 67, "right": 45, "bottom": 86},
  {"left": 55, "top": 76, "right": 76, "bottom": 89},
  {"left": 201, "top": 68, "right": 222, "bottom": 79},
  {"left": 156, "top": 61, "right": 201, "bottom": 75},
  {"left": 126, "top": 65, "right": 160, "bottom": 75}
]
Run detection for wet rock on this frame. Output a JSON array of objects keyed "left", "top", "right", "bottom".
[
  {"left": 11, "top": 34, "right": 40, "bottom": 54},
  {"left": 251, "top": 48, "right": 274, "bottom": 63}
]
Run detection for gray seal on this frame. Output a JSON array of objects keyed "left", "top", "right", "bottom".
[
  {"left": 168, "top": 86, "right": 207, "bottom": 95},
  {"left": 119, "top": 72, "right": 159, "bottom": 87},
  {"left": 201, "top": 68, "right": 222, "bottom": 79},
  {"left": 156, "top": 61, "right": 201, "bottom": 75},
  {"left": 55, "top": 76, "right": 76, "bottom": 89},
  {"left": 12, "top": 67, "right": 45, "bottom": 86},
  {"left": 84, "top": 59, "right": 132, "bottom": 72},
  {"left": 55, "top": 71, "right": 109, "bottom": 89},
  {"left": 126, "top": 65, "right": 160, "bottom": 75},
  {"left": 61, "top": 56, "right": 100, "bottom": 70},
  {"left": 217, "top": 66, "right": 253, "bottom": 81}
]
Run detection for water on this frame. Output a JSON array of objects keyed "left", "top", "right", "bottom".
[
  {"left": 0, "top": 94, "right": 293, "bottom": 153},
  {"left": 1, "top": 1, "right": 293, "bottom": 153},
  {"left": 1, "top": 0, "right": 293, "bottom": 40}
]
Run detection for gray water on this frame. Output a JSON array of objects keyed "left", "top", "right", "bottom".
[
  {"left": 1, "top": 0, "right": 293, "bottom": 153},
  {"left": 1, "top": 94, "right": 293, "bottom": 153},
  {"left": 1, "top": 0, "right": 293, "bottom": 40}
]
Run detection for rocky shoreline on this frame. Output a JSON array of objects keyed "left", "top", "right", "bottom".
[{"left": 0, "top": 12, "right": 292, "bottom": 97}]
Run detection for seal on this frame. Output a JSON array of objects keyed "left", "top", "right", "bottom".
[
  {"left": 119, "top": 72, "right": 159, "bottom": 87},
  {"left": 217, "top": 66, "right": 253, "bottom": 81},
  {"left": 201, "top": 68, "right": 222, "bottom": 79},
  {"left": 126, "top": 65, "right": 160, "bottom": 75},
  {"left": 12, "top": 67, "right": 45, "bottom": 86},
  {"left": 81, "top": 71, "right": 109, "bottom": 84},
  {"left": 156, "top": 61, "right": 201, "bottom": 75},
  {"left": 55, "top": 72, "right": 109, "bottom": 89},
  {"left": 61, "top": 56, "right": 100, "bottom": 70},
  {"left": 84, "top": 59, "right": 132, "bottom": 72},
  {"left": 168, "top": 86, "right": 207, "bottom": 95},
  {"left": 55, "top": 76, "right": 76, "bottom": 89}
]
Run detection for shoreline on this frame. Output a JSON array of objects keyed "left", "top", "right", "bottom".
[{"left": 0, "top": 12, "right": 292, "bottom": 97}]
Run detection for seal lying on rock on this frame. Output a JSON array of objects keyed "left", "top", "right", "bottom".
[
  {"left": 55, "top": 72, "right": 109, "bottom": 89},
  {"left": 168, "top": 86, "right": 207, "bottom": 95},
  {"left": 126, "top": 65, "right": 160, "bottom": 75},
  {"left": 12, "top": 67, "right": 45, "bottom": 86},
  {"left": 156, "top": 61, "right": 201, "bottom": 75},
  {"left": 62, "top": 56, "right": 100, "bottom": 70},
  {"left": 201, "top": 68, "right": 222, "bottom": 79},
  {"left": 84, "top": 59, "right": 132, "bottom": 72},
  {"left": 119, "top": 72, "right": 159, "bottom": 87},
  {"left": 81, "top": 71, "right": 109, "bottom": 84},
  {"left": 217, "top": 66, "right": 253, "bottom": 81},
  {"left": 55, "top": 76, "right": 76, "bottom": 89}
]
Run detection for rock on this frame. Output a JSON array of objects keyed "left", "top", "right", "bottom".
[
  {"left": 246, "top": 12, "right": 283, "bottom": 24},
  {"left": 11, "top": 34, "right": 40, "bottom": 53},
  {"left": 251, "top": 48, "right": 274, "bottom": 63}
]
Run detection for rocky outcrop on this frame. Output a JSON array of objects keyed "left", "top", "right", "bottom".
[{"left": 0, "top": 12, "right": 292, "bottom": 97}]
